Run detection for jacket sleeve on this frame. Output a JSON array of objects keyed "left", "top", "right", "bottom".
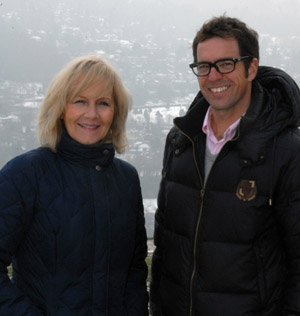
[
  {"left": 150, "top": 130, "right": 174, "bottom": 316},
  {"left": 0, "top": 161, "right": 42, "bottom": 316},
  {"left": 124, "top": 176, "right": 149, "bottom": 316},
  {"left": 275, "top": 144, "right": 300, "bottom": 315},
  {"left": 149, "top": 178, "right": 165, "bottom": 316}
]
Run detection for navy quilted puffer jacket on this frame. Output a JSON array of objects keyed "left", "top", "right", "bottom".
[{"left": 0, "top": 129, "right": 149, "bottom": 316}]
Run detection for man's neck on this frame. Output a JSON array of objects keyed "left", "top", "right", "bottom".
[{"left": 210, "top": 106, "right": 248, "bottom": 140}]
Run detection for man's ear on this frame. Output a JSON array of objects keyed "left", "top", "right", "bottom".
[{"left": 248, "top": 58, "right": 259, "bottom": 81}]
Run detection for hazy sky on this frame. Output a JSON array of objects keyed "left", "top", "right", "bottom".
[
  {"left": 1, "top": 0, "right": 300, "bottom": 71},
  {"left": 1, "top": 0, "right": 300, "bottom": 92},
  {"left": 2, "top": 0, "right": 300, "bottom": 39},
  {"left": 0, "top": 0, "right": 300, "bottom": 201}
]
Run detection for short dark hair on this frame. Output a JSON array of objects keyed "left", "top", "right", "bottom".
[{"left": 192, "top": 15, "right": 259, "bottom": 69}]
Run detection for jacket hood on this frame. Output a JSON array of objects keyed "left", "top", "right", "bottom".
[
  {"left": 236, "top": 66, "right": 300, "bottom": 161},
  {"left": 254, "top": 65, "right": 300, "bottom": 127}
]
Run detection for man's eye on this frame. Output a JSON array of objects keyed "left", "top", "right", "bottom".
[
  {"left": 198, "top": 64, "right": 209, "bottom": 70},
  {"left": 219, "top": 61, "right": 233, "bottom": 68}
]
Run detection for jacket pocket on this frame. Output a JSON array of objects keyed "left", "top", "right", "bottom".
[{"left": 255, "top": 245, "right": 266, "bottom": 305}]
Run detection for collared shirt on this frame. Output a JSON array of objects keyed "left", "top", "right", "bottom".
[{"left": 202, "top": 106, "right": 241, "bottom": 155}]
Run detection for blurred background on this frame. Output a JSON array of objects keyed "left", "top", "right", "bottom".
[{"left": 1, "top": 0, "right": 300, "bottom": 237}]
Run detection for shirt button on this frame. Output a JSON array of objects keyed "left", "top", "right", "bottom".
[
  {"left": 103, "top": 149, "right": 109, "bottom": 155},
  {"left": 95, "top": 165, "right": 101, "bottom": 171}
]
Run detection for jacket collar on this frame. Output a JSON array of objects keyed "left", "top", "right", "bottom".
[
  {"left": 174, "top": 66, "right": 300, "bottom": 138},
  {"left": 57, "top": 126, "right": 115, "bottom": 167},
  {"left": 173, "top": 91, "right": 208, "bottom": 140},
  {"left": 173, "top": 66, "right": 300, "bottom": 162}
]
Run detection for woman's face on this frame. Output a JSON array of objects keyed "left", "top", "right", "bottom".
[{"left": 63, "top": 81, "right": 115, "bottom": 145}]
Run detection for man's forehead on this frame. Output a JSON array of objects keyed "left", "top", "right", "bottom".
[{"left": 196, "top": 37, "right": 239, "bottom": 61}]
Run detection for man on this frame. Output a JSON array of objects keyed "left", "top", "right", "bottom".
[{"left": 150, "top": 16, "right": 300, "bottom": 316}]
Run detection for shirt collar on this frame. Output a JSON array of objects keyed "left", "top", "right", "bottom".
[{"left": 202, "top": 106, "right": 242, "bottom": 142}]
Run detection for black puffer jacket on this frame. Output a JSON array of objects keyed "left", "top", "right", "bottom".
[
  {"left": 0, "top": 129, "right": 149, "bottom": 316},
  {"left": 150, "top": 66, "right": 300, "bottom": 316}
]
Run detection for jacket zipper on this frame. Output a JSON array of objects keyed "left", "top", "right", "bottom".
[
  {"left": 173, "top": 124, "right": 204, "bottom": 316},
  {"left": 189, "top": 189, "right": 204, "bottom": 316},
  {"left": 174, "top": 120, "right": 241, "bottom": 316}
]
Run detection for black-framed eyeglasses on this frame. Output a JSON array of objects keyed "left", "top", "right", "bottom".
[{"left": 189, "top": 56, "right": 252, "bottom": 77}]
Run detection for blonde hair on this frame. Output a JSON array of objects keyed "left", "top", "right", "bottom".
[{"left": 37, "top": 55, "right": 132, "bottom": 154}]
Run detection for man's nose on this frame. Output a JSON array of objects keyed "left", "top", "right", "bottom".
[{"left": 208, "top": 66, "right": 223, "bottom": 81}]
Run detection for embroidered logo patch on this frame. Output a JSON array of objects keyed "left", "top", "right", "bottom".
[{"left": 236, "top": 180, "right": 257, "bottom": 201}]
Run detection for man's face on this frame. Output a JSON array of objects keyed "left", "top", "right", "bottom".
[{"left": 196, "top": 37, "right": 258, "bottom": 115}]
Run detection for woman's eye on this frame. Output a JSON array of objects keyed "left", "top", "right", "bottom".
[
  {"left": 98, "top": 100, "right": 110, "bottom": 107},
  {"left": 74, "top": 99, "right": 86, "bottom": 104}
]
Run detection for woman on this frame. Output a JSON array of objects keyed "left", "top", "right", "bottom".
[{"left": 0, "top": 56, "right": 149, "bottom": 316}]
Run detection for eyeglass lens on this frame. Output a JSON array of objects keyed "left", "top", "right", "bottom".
[{"left": 196, "top": 60, "right": 235, "bottom": 76}]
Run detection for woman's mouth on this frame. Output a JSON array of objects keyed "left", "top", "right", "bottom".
[{"left": 79, "top": 123, "right": 99, "bottom": 129}]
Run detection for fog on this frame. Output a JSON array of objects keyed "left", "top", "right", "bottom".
[
  {"left": 2, "top": 0, "right": 300, "bottom": 85},
  {"left": 1, "top": 0, "right": 300, "bottom": 235}
]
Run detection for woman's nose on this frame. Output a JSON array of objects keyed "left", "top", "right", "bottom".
[{"left": 85, "top": 103, "right": 98, "bottom": 117}]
